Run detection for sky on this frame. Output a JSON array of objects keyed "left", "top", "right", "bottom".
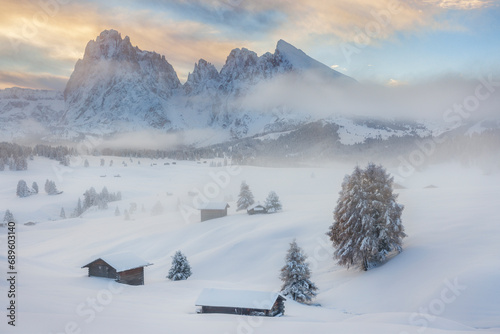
[{"left": 0, "top": 0, "right": 499, "bottom": 90}]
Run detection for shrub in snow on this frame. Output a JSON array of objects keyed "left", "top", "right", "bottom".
[
  {"left": 16, "top": 180, "right": 31, "bottom": 197},
  {"left": 328, "top": 163, "right": 406, "bottom": 271},
  {"left": 3, "top": 210, "right": 15, "bottom": 223},
  {"left": 280, "top": 239, "right": 318, "bottom": 303},
  {"left": 167, "top": 251, "right": 192, "bottom": 281},
  {"left": 264, "top": 191, "right": 282, "bottom": 213},
  {"left": 237, "top": 181, "right": 255, "bottom": 211}
]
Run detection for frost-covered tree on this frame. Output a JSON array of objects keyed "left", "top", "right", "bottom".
[
  {"left": 115, "top": 206, "right": 121, "bottom": 216},
  {"left": 328, "top": 163, "right": 406, "bottom": 271},
  {"left": 60, "top": 207, "right": 66, "bottom": 219},
  {"left": 100, "top": 158, "right": 105, "bottom": 167},
  {"left": 84, "top": 159, "right": 89, "bottom": 168},
  {"left": 16, "top": 180, "right": 31, "bottom": 197},
  {"left": 44, "top": 179, "right": 60, "bottom": 195},
  {"left": 167, "top": 251, "right": 192, "bottom": 281},
  {"left": 3, "top": 210, "right": 15, "bottom": 223},
  {"left": 280, "top": 239, "right": 318, "bottom": 303},
  {"left": 32, "top": 181, "right": 38, "bottom": 194},
  {"left": 237, "top": 181, "right": 255, "bottom": 211},
  {"left": 264, "top": 191, "right": 282, "bottom": 213},
  {"left": 123, "top": 209, "right": 130, "bottom": 220},
  {"left": 73, "top": 198, "right": 83, "bottom": 217}
]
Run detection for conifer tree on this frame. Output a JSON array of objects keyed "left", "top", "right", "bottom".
[
  {"left": 3, "top": 210, "right": 15, "bottom": 223},
  {"left": 328, "top": 163, "right": 406, "bottom": 271},
  {"left": 264, "top": 191, "right": 282, "bottom": 213},
  {"left": 237, "top": 181, "right": 255, "bottom": 211},
  {"left": 167, "top": 251, "right": 192, "bottom": 281},
  {"left": 115, "top": 207, "right": 121, "bottom": 216},
  {"left": 32, "top": 181, "right": 39, "bottom": 194},
  {"left": 60, "top": 207, "right": 66, "bottom": 219},
  {"left": 74, "top": 198, "right": 83, "bottom": 217},
  {"left": 16, "top": 180, "right": 31, "bottom": 197},
  {"left": 84, "top": 159, "right": 89, "bottom": 167},
  {"left": 280, "top": 239, "right": 318, "bottom": 303}
]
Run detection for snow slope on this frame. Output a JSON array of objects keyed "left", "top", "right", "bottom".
[{"left": 0, "top": 157, "right": 499, "bottom": 333}]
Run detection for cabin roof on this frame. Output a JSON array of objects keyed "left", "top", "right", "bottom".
[
  {"left": 195, "top": 288, "right": 285, "bottom": 310},
  {"left": 82, "top": 252, "right": 152, "bottom": 272},
  {"left": 247, "top": 203, "right": 266, "bottom": 211},
  {"left": 198, "top": 202, "right": 230, "bottom": 211}
]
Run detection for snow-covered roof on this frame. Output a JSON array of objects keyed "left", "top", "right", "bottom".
[
  {"left": 247, "top": 203, "right": 266, "bottom": 211},
  {"left": 82, "top": 252, "right": 153, "bottom": 272},
  {"left": 198, "top": 202, "right": 229, "bottom": 210},
  {"left": 195, "top": 288, "right": 285, "bottom": 310}
]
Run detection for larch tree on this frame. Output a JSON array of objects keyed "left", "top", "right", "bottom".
[
  {"left": 237, "top": 181, "right": 255, "bottom": 211},
  {"left": 280, "top": 239, "right": 318, "bottom": 303},
  {"left": 167, "top": 251, "right": 192, "bottom": 281},
  {"left": 328, "top": 163, "right": 406, "bottom": 271}
]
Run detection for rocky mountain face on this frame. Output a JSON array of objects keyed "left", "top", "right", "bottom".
[{"left": 62, "top": 30, "right": 181, "bottom": 132}]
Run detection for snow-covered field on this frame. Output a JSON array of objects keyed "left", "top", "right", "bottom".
[{"left": 1, "top": 157, "right": 499, "bottom": 334}]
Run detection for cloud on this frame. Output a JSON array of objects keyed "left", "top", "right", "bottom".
[
  {"left": 240, "top": 71, "right": 500, "bottom": 122},
  {"left": 0, "top": 71, "right": 67, "bottom": 90},
  {"left": 423, "top": 0, "right": 494, "bottom": 10}
]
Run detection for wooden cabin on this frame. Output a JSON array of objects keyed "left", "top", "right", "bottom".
[
  {"left": 198, "top": 202, "right": 230, "bottom": 222},
  {"left": 247, "top": 203, "right": 267, "bottom": 215},
  {"left": 82, "top": 252, "right": 152, "bottom": 286},
  {"left": 195, "top": 288, "right": 286, "bottom": 317}
]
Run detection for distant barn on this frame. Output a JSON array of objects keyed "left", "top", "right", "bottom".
[
  {"left": 247, "top": 203, "right": 267, "bottom": 215},
  {"left": 82, "top": 252, "right": 152, "bottom": 285},
  {"left": 198, "top": 202, "right": 230, "bottom": 222},
  {"left": 195, "top": 288, "right": 285, "bottom": 316}
]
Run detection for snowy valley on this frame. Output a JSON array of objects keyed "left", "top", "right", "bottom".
[{"left": 0, "top": 156, "right": 499, "bottom": 333}]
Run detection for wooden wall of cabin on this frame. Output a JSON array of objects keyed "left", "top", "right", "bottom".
[
  {"left": 87, "top": 260, "right": 117, "bottom": 279},
  {"left": 117, "top": 267, "right": 144, "bottom": 285}
]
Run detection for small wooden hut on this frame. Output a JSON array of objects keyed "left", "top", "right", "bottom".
[
  {"left": 198, "top": 202, "right": 230, "bottom": 222},
  {"left": 195, "top": 288, "right": 286, "bottom": 316},
  {"left": 82, "top": 252, "right": 152, "bottom": 286}
]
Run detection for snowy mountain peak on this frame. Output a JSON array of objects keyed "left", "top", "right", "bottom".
[
  {"left": 275, "top": 39, "right": 355, "bottom": 82},
  {"left": 185, "top": 59, "right": 220, "bottom": 94},
  {"left": 62, "top": 29, "right": 181, "bottom": 132}
]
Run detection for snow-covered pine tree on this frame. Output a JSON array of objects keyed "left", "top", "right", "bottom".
[
  {"left": 151, "top": 201, "right": 164, "bottom": 216},
  {"left": 84, "top": 159, "right": 89, "bottom": 167},
  {"left": 45, "top": 179, "right": 60, "bottom": 195},
  {"left": 73, "top": 198, "right": 83, "bottom": 217},
  {"left": 237, "top": 181, "right": 255, "bottom": 211},
  {"left": 115, "top": 207, "right": 121, "bottom": 216},
  {"left": 280, "top": 239, "right": 318, "bottom": 303},
  {"left": 264, "top": 191, "right": 282, "bottom": 213},
  {"left": 100, "top": 159, "right": 105, "bottom": 167},
  {"left": 123, "top": 209, "right": 130, "bottom": 220},
  {"left": 16, "top": 180, "right": 31, "bottom": 197},
  {"left": 167, "top": 251, "right": 192, "bottom": 281},
  {"left": 60, "top": 207, "right": 66, "bottom": 219},
  {"left": 328, "top": 163, "right": 406, "bottom": 271},
  {"left": 32, "top": 181, "right": 38, "bottom": 194},
  {"left": 3, "top": 209, "right": 15, "bottom": 223}
]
